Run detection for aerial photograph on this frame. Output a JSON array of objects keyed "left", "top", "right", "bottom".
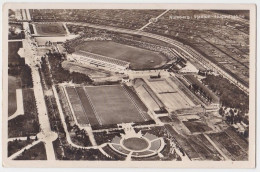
[{"left": 4, "top": 6, "right": 254, "bottom": 166}]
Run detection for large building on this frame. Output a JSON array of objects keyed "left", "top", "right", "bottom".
[{"left": 69, "top": 50, "right": 130, "bottom": 71}]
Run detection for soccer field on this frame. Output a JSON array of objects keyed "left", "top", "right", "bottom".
[
  {"left": 75, "top": 41, "right": 168, "bottom": 70},
  {"left": 34, "top": 23, "right": 67, "bottom": 36},
  {"left": 85, "top": 85, "right": 146, "bottom": 125},
  {"left": 147, "top": 78, "right": 195, "bottom": 111},
  {"left": 64, "top": 85, "right": 149, "bottom": 127}
]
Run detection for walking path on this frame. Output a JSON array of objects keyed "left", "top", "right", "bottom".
[
  {"left": 52, "top": 85, "right": 108, "bottom": 151},
  {"left": 138, "top": 9, "right": 170, "bottom": 31},
  {"left": 8, "top": 89, "right": 24, "bottom": 121},
  {"left": 21, "top": 22, "right": 57, "bottom": 160},
  {"left": 8, "top": 140, "right": 41, "bottom": 160}
]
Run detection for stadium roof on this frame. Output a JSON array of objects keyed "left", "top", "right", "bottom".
[{"left": 74, "top": 50, "right": 130, "bottom": 67}]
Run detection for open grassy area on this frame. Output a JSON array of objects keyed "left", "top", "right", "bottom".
[
  {"left": 182, "top": 120, "right": 212, "bottom": 133},
  {"left": 8, "top": 41, "right": 23, "bottom": 65},
  {"left": 8, "top": 76, "right": 21, "bottom": 116},
  {"left": 8, "top": 88, "right": 39, "bottom": 138},
  {"left": 75, "top": 41, "right": 168, "bottom": 70},
  {"left": 84, "top": 85, "right": 146, "bottom": 125},
  {"left": 15, "top": 142, "right": 47, "bottom": 160},
  {"left": 34, "top": 23, "right": 67, "bottom": 36},
  {"left": 8, "top": 139, "right": 33, "bottom": 157}
]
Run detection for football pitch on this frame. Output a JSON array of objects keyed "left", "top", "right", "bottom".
[
  {"left": 65, "top": 85, "right": 149, "bottom": 127},
  {"left": 34, "top": 23, "right": 67, "bottom": 36},
  {"left": 75, "top": 41, "right": 168, "bottom": 70}
]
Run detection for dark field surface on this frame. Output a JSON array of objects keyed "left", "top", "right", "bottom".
[
  {"left": 15, "top": 142, "right": 47, "bottom": 160},
  {"left": 208, "top": 132, "right": 248, "bottom": 161},
  {"left": 8, "top": 41, "right": 23, "bottom": 65},
  {"left": 8, "top": 88, "right": 39, "bottom": 138},
  {"left": 165, "top": 124, "right": 223, "bottom": 160},
  {"left": 182, "top": 121, "right": 212, "bottom": 133},
  {"left": 84, "top": 85, "right": 146, "bottom": 125},
  {"left": 8, "top": 76, "right": 21, "bottom": 116},
  {"left": 34, "top": 23, "right": 67, "bottom": 36},
  {"left": 65, "top": 87, "right": 90, "bottom": 125},
  {"left": 75, "top": 87, "right": 100, "bottom": 125},
  {"left": 76, "top": 41, "right": 167, "bottom": 70},
  {"left": 123, "top": 137, "right": 149, "bottom": 151},
  {"left": 8, "top": 139, "right": 33, "bottom": 157}
]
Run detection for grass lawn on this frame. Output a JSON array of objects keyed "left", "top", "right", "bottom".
[
  {"left": 34, "top": 23, "right": 67, "bottom": 36},
  {"left": 14, "top": 142, "right": 47, "bottom": 160},
  {"left": 8, "top": 76, "right": 21, "bottom": 116},
  {"left": 84, "top": 85, "right": 145, "bottom": 125},
  {"left": 76, "top": 41, "right": 168, "bottom": 70},
  {"left": 8, "top": 88, "right": 39, "bottom": 138},
  {"left": 8, "top": 41, "right": 23, "bottom": 65}
]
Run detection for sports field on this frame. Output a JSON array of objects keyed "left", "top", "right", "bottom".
[
  {"left": 34, "top": 23, "right": 67, "bottom": 36},
  {"left": 75, "top": 41, "right": 168, "bottom": 70},
  {"left": 64, "top": 85, "right": 149, "bottom": 127},
  {"left": 147, "top": 78, "right": 195, "bottom": 111}
]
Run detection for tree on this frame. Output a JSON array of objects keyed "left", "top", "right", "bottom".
[{"left": 27, "top": 135, "right": 30, "bottom": 142}]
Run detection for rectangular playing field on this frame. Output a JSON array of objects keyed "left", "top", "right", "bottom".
[
  {"left": 64, "top": 85, "right": 148, "bottom": 127},
  {"left": 84, "top": 85, "right": 146, "bottom": 125},
  {"left": 34, "top": 23, "right": 67, "bottom": 36},
  {"left": 147, "top": 78, "right": 195, "bottom": 111}
]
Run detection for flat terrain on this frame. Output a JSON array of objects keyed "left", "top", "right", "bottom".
[
  {"left": 14, "top": 142, "right": 47, "bottom": 160},
  {"left": 8, "top": 88, "right": 39, "bottom": 138},
  {"left": 147, "top": 78, "right": 195, "bottom": 111},
  {"left": 64, "top": 85, "right": 149, "bottom": 126},
  {"left": 75, "top": 41, "right": 168, "bottom": 70},
  {"left": 84, "top": 85, "right": 146, "bottom": 125},
  {"left": 65, "top": 87, "right": 90, "bottom": 125},
  {"left": 8, "top": 76, "right": 21, "bottom": 116},
  {"left": 123, "top": 137, "right": 149, "bottom": 151},
  {"left": 8, "top": 41, "right": 23, "bottom": 65},
  {"left": 208, "top": 132, "right": 248, "bottom": 161},
  {"left": 34, "top": 23, "right": 67, "bottom": 36}
]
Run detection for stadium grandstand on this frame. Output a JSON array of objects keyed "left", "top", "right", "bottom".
[
  {"left": 69, "top": 50, "right": 130, "bottom": 71},
  {"left": 181, "top": 75, "right": 220, "bottom": 110}
]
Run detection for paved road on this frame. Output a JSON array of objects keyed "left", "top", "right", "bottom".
[
  {"left": 22, "top": 22, "right": 57, "bottom": 160},
  {"left": 65, "top": 22, "right": 249, "bottom": 94}
]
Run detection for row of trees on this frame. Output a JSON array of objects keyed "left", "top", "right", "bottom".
[
  {"left": 46, "top": 52, "right": 93, "bottom": 84},
  {"left": 202, "top": 75, "right": 249, "bottom": 113}
]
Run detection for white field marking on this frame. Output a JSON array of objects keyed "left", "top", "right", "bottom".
[
  {"left": 8, "top": 89, "right": 24, "bottom": 120},
  {"left": 138, "top": 9, "right": 170, "bottom": 31},
  {"left": 121, "top": 86, "right": 147, "bottom": 121},
  {"left": 82, "top": 87, "right": 103, "bottom": 125},
  {"left": 203, "top": 134, "right": 231, "bottom": 161},
  {"left": 62, "top": 86, "right": 82, "bottom": 127},
  {"left": 53, "top": 85, "right": 106, "bottom": 150},
  {"left": 73, "top": 87, "right": 91, "bottom": 125},
  {"left": 166, "top": 78, "right": 195, "bottom": 106}
]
